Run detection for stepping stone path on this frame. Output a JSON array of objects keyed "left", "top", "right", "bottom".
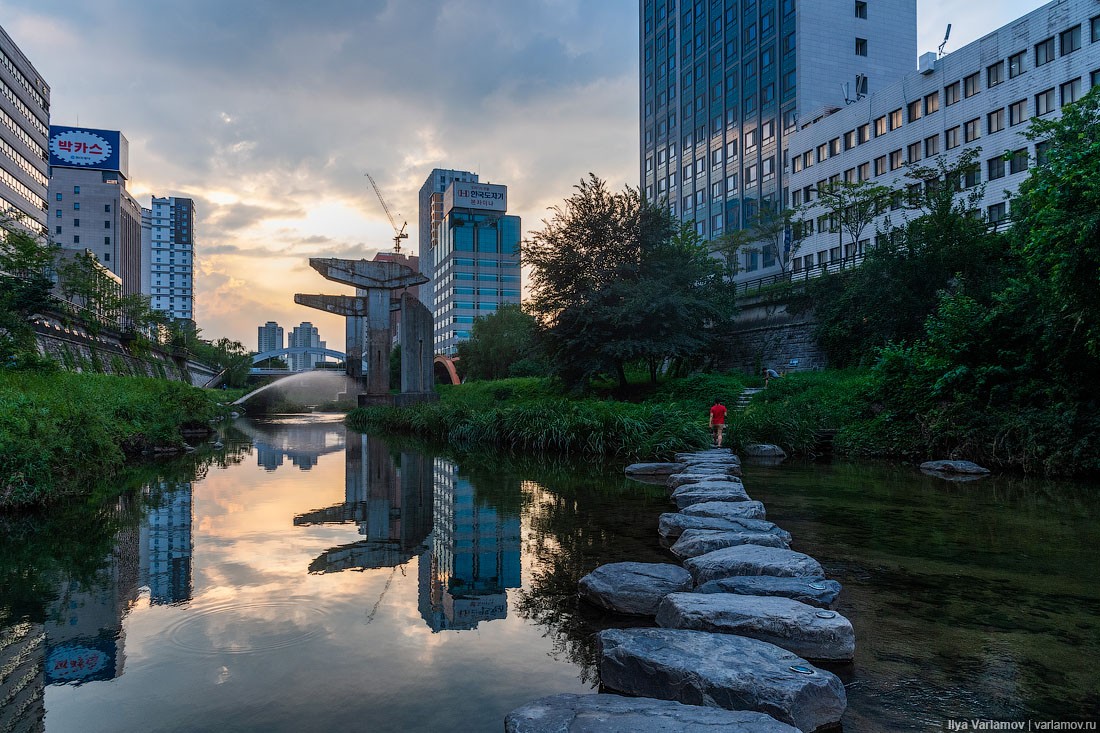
[
  {"left": 504, "top": 693, "right": 800, "bottom": 733},
  {"left": 507, "top": 449, "right": 853, "bottom": 730},
  {"left": 656, "top": 593, "right": 856, "bottom": 662},
  {"left": 694, "top": 575, "right": 842, "bottom": 609},
  {"left": 685, "top": 544, "right": 825, "bottom": 585},
  {"left": 681, "top": 500, "right": 767, "bottom": 521},
  {"left": 598, "top": 628, "right": 847, "bottom": 732},
  {"left": 578, "top": 562, "right": 693, "bottom": 616},
  {"left": 669, "top": 529, "right": 789, "bottom": 560}
]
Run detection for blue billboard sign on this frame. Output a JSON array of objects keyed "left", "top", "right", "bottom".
[{"left": 49, "top": 125, "right": 128, "bottom": 177}]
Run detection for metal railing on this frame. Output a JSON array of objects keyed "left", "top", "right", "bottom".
[{"left": 734, "top": 251, "right": 868, "bottom": 296}]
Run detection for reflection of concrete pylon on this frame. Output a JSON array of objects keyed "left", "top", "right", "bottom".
[{"left": 294, "top": 258, "right": 427, "bottom": 404}]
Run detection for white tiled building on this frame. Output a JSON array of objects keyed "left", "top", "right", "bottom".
[
  {"left": 784, "top": 0, "right": 1100, "bottom": 276},
  {"left": 141, "top": 196, "right": 196, "bottom": 321}
]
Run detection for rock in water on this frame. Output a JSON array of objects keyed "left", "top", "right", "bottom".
[
  {"left": 743, "top": 444, "right": 787, "bottom": 458},
  {"left": 670, "top": 529, "right": 788, "bottom": 559},
  {"left": 578, "top": 562, "right": 694, "bottom": 616},
  {"left": 919, "top": 459, "right": 991, "bottom": 474},
  {"left": 504, "top": 693, "right": 801, "bottom": 733},
  {"left": 598, "top": 628, "right": 847, "bottom": 732},
  {"left": 685, "top": 545, "right": 824, "bottom": 584},
  {"left": 659, "top": 514, "right": 792, "bottom": 544},
  {"left": 675, "top": 448, "right": 737, "bottom": 462},
  {"left": 625, "top": 462, "right": 688, "bottom": 476},
  {"left": 656, "top": 593, "right": 855, "bottom": 662},
  {"left": 667, "top": 472, "right": 743, "bottom": 489},
  {"left": 694, "top": 575, "right": 842, "bottom": 609},
  {"left": 671, "top": 483, "right": 753, "bottom": 508},
  {"left": 681, "top": 500, "right": 767, "bottom": 520}
]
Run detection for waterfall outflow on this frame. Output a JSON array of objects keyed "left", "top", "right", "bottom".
[{"left": 232, "top": 371, "right": 358, "bottom": 406}]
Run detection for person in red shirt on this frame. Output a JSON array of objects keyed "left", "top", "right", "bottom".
[{"left": 709, "top": 399, "right": 728, "bottom": 447}]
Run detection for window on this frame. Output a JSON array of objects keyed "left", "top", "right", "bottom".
[
  {"left": 874, "top": 155, "right": 887, "bottom": 176},
  {"left": 803, "top": 151, "right": 813, "bottom": 168},
  {"left": 103, "top": 220, "right": 110, "bottom": 229},
  {"left": 964, "top": 118, "right": 981, "bottom": 142},
  {"left": 726, "top": 174, "right": 738, "bottom": 194},
  {"left": 844, "top": 167, "right": 856, "bottom": 183},
  {"left": 1061, "top": 78, "right": 1082, "bottom": 106},
  {"left": 745, "top": 128, "right": 758, "bottom": 149},
  {"left": 1009, "top": 98, "right": 1028, "bottom": 125},
  {"left": 1035, "top": 140, "right": 1052, "bottom": 166},
  {"left": 763, "top": 157, "right": 775, "bottom": 181},
  {"left": 745, "top": 164, "right": 758, "bottom": 185},
  {"left": 925, "top": 92, "right": 940, "bottom": 115},
  {"left": 889, "top": 108, "right": 903, "bottom": 130},
  {"left": 987, "top": 156, "right": 1005, "bottom": 181},
  {"left": 55, "top": 209, "right": 61, "bottom": 218},
  {"left": 1035, "top": 37, "right": 1055, "bottom": 67},
  {"left": 907, "top": 141, "right": 922, "bottom": 163},
  {"left": 1036, "top": 88, "right": 1056, "bottom": 116},
  {"left": 855, "top": 0, "right": 867, "bottom": 18},
  {"left": 964, "top": 72, "right": 981, "bottom": 98},
  {"left": 1060, "top": 25, "right": 1081, "bottom": 55},
  {"left": 946, "top": 126, "right": 960, "bottom": 149},
  {"left": 907, "top": 100, "right": 922, "bottom": 122},
  {"left": 73, "top": 218, "right": 80, "bottom": 227},
  {"left": 104, "top": 204, "right": 110, "bottom": 213},
  {"left": 73, "top": 202, "right": 80, "bottom": 210},
  {"left": 1093, "top": 15, "right": 1100, "bottom": 43},
  {"left": 711, "top": 148, "right": 723, "bottom": 167},
  {"left": 855, "top": 37, "right": 867, "bottom": 56},
  {"left": 858, "top": 162, "right": 870, "bottom": 181},
  {"left": 874, "top": 116, "right": 887, "bottom": 136},
  {"left": 55, "top": 193, "right": 61, "bottom": 201},
  {"left": 712, "top": 180, "right": 724, "bottom": 197},
  {"left": 1094, "top": 69, "right": 1100, "bottom": 89},
  {"left": 73, "top": 235, "right": 80, "bottom": 244},
  {"left": 857, "top": 124, "right": 870, "bottom": 143},
  {"left": 73, "top": 186, "right": 79, "bottom": 194},
  {"left": 817, "top": 143, "right": 828, "bottom": 162},
  {"left": 890, "top": 149, "right": 904, "bottom": 170},
  {"left": 1009, "top": 148, "right": 1028, "bottom": 174},
  {"left": 104, "top": 236, "right": 110, "bottom": 245},
  {"left": 945, "top": 81, "right": 960, "bottom": 106},
  {"left": 683, "top": 164, "right": 693, "bottom": 180},
  {"left": 925, "top": 134, "right": 940, "bottom": 157},
  {"left": 988, "top": 61, "right": 1004, "bottom": 87},
  {"left": 1008, "top": 51, "right": 1025, "bottom": 78},
  {"left": 55, "top": 225, "right": 61, "bottom": 234},
  {"left": 963, "top": 169, "right": 980, "bottom": 189},
  {"left": 988, "top": 108, "right": 1005, "bottom": 133},
  {"left": 988, "top": 202, "right": 1007, "bottom": 223},
  {"left": 829, "top": 137, "right": 840, "bottom": 156},
  {"left": 762, "top": 120, "right": 775, "bottom": 144},
  {"left": 726, "top": 139, "right": 738, "bottom": 158},
  {"left": 844, "top": 130, "right": 857, "bottom": 149}
]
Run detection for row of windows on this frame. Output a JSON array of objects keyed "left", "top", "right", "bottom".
[
  {"left": 59, "top": 234, "right": 113, "bottom": 246},
  {"left": 0, "top": 47, "right": 48, "bottom": 112},
  {"left": 1, "top": 164, "right": 46, "bottom": 212},
  {"left": 0, "top": 104, "right": 47, "bottom": 161},
  {"left": 0, "top": 133, "right": 47, "bottom": 188},
  {"left": 0, "top": 77, "right": 47, "bottom": 138},
  {"left": 648, "top": 119, "right": 775, "bottom": 175}
]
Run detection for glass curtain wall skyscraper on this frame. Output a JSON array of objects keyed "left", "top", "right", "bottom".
[{"left": 639, "top": 0, "right": 915, "bottom": 274}]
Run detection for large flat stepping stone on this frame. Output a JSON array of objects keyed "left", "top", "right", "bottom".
[
  {"left": 695, "top": 576, "right": 842, "bottom": 609},
  {"left": 667, "top": 471, "right": 743, "bottom": 489},
  {"left": 504, "top": 693, "right": 800, "bottom": 733},
  {"left": 919, "top": 459, "right": 990, "bottom": 474},
  {"left": 675, "top": 449, "right": 737, "bottom": 462},
  {"left": 578, "top": 562, "right": 693, "bottom": 616},
  {"left": 659, "top": 513, "right": 792, "bottom": 544},
  {"left": 625, "top": 462, "right": 688, "bottom": 476},
  {"left": 670, "top": 529, "right": 788, "bottom": 559},
  {"left": 598, "top": 628, "right": 847, "bottom": 732},
  {"left": 657, "top": 593, "right": 855, "bottom": 662},
  {"left": 681, "top": 500, "right": 766, "bottom": 520},
  {"left": 671, "top": 483, "right": 753, "bottom": 508},
  {"left": 685, "top": 545, "right": 824, "bottom": 585},
  {"left": 681, "top": 462, "right": 743, "bottom": 477}
]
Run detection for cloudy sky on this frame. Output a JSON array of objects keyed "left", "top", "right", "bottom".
[{"left": 4, "top": 0, "right": 1044, "bottom": 347}]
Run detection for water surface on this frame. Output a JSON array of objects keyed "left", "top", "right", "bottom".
[{"left": 1, "top": 416, "right": 1096, "bottom": 731}]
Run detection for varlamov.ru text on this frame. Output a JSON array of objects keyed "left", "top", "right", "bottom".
[{"left": 946, "top": 721, "right": 1096, "bottom": 731}]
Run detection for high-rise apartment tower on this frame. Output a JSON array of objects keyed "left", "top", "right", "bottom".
[{"left": 0, "top": 25, "right": 50, "bottom": 234}]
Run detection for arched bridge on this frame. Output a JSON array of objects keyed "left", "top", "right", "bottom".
[{"left": 250, "top": 346, "right": 348, "bottom": 374}]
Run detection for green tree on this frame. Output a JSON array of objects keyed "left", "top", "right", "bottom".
[
  {"left": 749, "top": 200, "right": 805, "bottom": 273},
  {"left": 0, "top": 222, "right": 57, "bottom": 362},
  {"left": 525, "top": 175, "right": 725, "bottom": 388},
  {"left": 814, "top": 179, "right": 893, "bottom": 264},
  {"left": 455, "top": 304, "right": 544, "bottom": 381},
  {"left": 1012, "top": 86, "right": 1100, "bottom": 358}
]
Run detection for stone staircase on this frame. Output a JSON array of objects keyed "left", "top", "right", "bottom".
[{"left": 733, "top": 387, "right": 764, "bottom": 411}]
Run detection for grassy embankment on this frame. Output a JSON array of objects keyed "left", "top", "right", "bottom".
[
  {"left": 346, "top": 372, "right": 873, "bottom": 461},
  {"left": 0, "top": 371, "right": 229, "bottom": 508}
]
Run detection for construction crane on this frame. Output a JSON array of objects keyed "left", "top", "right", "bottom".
[{"left": 365, "top": 172, "right": 408, "bottom": 254}]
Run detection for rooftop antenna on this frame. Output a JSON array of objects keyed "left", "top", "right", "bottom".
[{"left": 938, "top": 24, "right": 952, "bottom": 57}]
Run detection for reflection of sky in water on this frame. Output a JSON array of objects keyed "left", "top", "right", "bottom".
[{"left": 40, "top": 417, "right": 593, "bottom": 733}]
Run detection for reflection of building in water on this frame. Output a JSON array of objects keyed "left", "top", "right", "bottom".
[
  {"left": 139, "top": 481, "right": 193, "bottom": 605},
  {"left": 43, "top": 507, "right": 140, "bottom": 686},
  {"left": 419, "top": 459, "right": 522, "bottom": 632},
  {"left": 294, "top": 433, "right": 433, "bottom": 573},
  {"left": 239, "top": 420, "right": 346, "bottom": 472},
  {"left": 0, "top": 620, "right": 46, "bottom": 733}
]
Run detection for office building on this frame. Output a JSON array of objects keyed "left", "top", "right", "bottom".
[
  {"left": 417, "top": 168, "right": 479, "bottom": 294},
  {"left": 141, "top": 196, "right": 196, "bottom": 321},
  {"left": 257, "top": 321, "right": 284, "bottom": 353},
  {"left": 0, "top": 24, "right": 50, "bottom": 234},
  {"left": 140, "top": 480, "right": 193, "bottom": 605},
  {"left": 47, "top": 126, "right": 143, "bottom": 296},
  {"left": 787, "top": 0, "right": 1100, "bottom": 276},
  {"left": 427, "top": 179, "right": 521, "bottom": 355},
  {"left": 287, "top": 321, "right": 326, "bottom": 371},
  {"left": 639, "top": 0, "right": 916, "bottom": 272}
]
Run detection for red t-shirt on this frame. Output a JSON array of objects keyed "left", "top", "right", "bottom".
[{"left": 710, "top": 404, "right": 727, "bottom": 425}]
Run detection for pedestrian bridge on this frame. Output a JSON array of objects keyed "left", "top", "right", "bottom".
[{"left": 249, "top": 346, "right": 348, "bottom": 374}]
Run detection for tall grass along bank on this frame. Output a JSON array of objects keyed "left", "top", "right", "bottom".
[{"left": 0, "top": 371, "right": 225, "bottom": 508}]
